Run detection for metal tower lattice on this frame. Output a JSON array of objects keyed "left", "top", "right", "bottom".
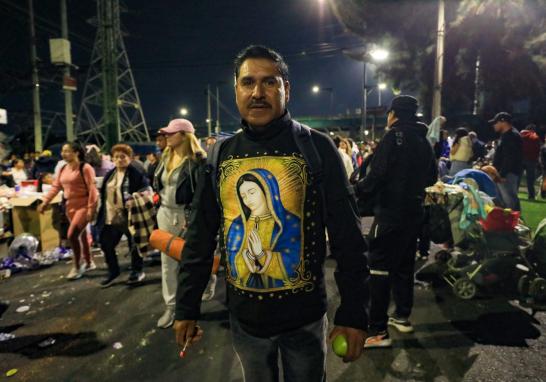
[{"left": 76, "top": 0, "right": 149, "bottom": 149}]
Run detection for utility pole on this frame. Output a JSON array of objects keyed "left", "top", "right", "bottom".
[
  {"left": 362, "top": 62, "right": 368, "bottom": 140},
  {"left": 215, "top": 84, "right": 221, "bottom": 134},
  {"left": 432, "top": 0, "right": 445, "bottom": 119},
  {"left": 472, "top": 54, "right": 481, "bottom": 115},
  {"left": 206, "top": 84, "right": 212, "bottom": 136},
  {"left": 101, "top": 0, "right": 120, "bottom": 150},
  {"left": 60, "top": 0, "right": 74, "bottom": 141},
  {"left": 29, "top": 0, "right": 43, "bottom": 151}
]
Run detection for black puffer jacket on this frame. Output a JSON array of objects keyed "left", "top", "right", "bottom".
[
  {"left": 356, "top": 119, "right": 437, "bottom": 223},
  {"left": 153, "top": 155, "right": 205, "bottom": 206}
]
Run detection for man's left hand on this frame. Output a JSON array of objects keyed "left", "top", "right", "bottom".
[{"left": 329, "top": 326, "right": 366, "bottom": 363}]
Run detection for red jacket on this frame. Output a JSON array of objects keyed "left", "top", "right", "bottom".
[{"left": 520, "top": 130, "right": 541, "bottom": 162}]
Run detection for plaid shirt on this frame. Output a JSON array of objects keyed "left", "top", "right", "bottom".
[{"left": 128, "top": 191, "right": 156, "bottom": 255}]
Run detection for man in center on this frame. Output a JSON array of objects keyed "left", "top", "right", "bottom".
[{"left": 174, "top": 45, "right": 369, "bottom": 381}]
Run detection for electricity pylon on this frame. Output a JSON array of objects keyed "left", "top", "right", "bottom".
[{"left": 76, "top": 0, "right": 149, "bottom": 150}]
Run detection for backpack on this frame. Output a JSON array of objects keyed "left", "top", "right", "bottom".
[{"left": 206, "top": 121, "right": 327, "bottom": 223}]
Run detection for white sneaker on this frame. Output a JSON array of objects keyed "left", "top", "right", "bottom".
[
  {"left": 388, "top": 317, "right": 414, "bottom": 333},
  {"left": 83, "top": 261, "right": 97, "bottom": 272},
  {"left": 201, "top": 274, "right": 218, "bottom": 301},
  {"left": 66, "top": 266, "right": 84, "bottom": 280},
  {"left": 157, "top": 307, "right": 175, "bottom": 329}
]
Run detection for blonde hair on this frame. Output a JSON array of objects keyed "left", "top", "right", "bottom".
[{"left": 162, "top": 132, "right": 206, "bottom": 167}]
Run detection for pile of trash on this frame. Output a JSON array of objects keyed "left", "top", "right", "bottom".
[{"left": 0, "top": 233, "right": 73, "bottom": 275}]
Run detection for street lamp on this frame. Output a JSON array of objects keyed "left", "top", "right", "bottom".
[
  {"left": 370, "top": 48, "right": 390, "bottom": 62},
  {"left": 312, "top": 85, "right": 320, "bottom": 94},
  {"left": 180, "top": 107, "right": 189, "bottom": 117}
]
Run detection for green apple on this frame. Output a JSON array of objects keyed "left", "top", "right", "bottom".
[{"left": 332, "top": 335, "right": 348, "bottom": 357}]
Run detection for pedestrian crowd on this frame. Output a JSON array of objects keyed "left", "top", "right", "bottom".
[{"left": 3, "top": 44, "right": 546, "bottom": 382}]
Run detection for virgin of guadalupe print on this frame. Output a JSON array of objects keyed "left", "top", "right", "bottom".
[{"left": 220, "top": 155, "right": 312, "bottom": 292}]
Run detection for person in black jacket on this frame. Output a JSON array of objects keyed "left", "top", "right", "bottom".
[
  {"left": 96, "top": 144, "right": 150, "bottom": 287},
  {"left": 355, "top": 95, "right": 437, "bottom": 348},
  {"left": 174, "top": 45, "right": 369, "bottom": 379},
  {"left": 490, "top": 112, "right": 523, "bottom": 211}
]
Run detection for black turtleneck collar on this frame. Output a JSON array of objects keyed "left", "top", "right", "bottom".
[{"left": 241, "top": 110, "right": 292, "bottom": 141}]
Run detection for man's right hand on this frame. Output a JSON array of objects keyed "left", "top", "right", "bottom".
[{"left": 174, "top": 320, "right": 203, "bottom": 348}]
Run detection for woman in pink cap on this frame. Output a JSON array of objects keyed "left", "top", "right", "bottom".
[{"left": 153, "top": 119, "right": 207, "bottom": 328}]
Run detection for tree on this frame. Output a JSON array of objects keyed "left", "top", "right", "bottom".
[{"left": 330, "top": 0, "right": 546, "bottom": 124}]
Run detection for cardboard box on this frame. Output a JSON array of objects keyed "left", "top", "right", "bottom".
[{"left": 11, "top": 194, "right": 62, "bottom": 251}]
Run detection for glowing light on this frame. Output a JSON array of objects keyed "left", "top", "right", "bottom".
[
  {"left": 378, "top": 83, "right": 387, "bottom": 90},
  {"left": 312, "top": 85, "right": 320, "bottom": 94},
  {"left": 370, "top": 48, "right": 389, "bottom": 62},
  {"left": 180, "top": 107, "right": 189, "bottom": 116}
]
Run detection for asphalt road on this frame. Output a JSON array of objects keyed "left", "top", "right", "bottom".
[{"left": 1, "top": 244, "right": 546, "bottom": 382}]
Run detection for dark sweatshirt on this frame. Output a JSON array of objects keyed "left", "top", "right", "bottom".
[
  {"left": 356, "top": 119, "right": 437, "bottom": 224},
  {"left": 493, "top": 127, "right": 523, "bottom": 178},
  {"left": 175, "top": 111, "right": 369, "bottom": 337}
]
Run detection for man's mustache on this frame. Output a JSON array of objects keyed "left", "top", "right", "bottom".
[{"left": 248, "top": 100, "right": 272, "bottom": 108}]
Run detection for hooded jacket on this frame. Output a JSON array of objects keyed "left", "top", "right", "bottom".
[
  {"left": 356, "top": 119, "right": 437, "bottom": 223},
  {"left": 521, "top": 129, "right": 541, "bottom": 162}
]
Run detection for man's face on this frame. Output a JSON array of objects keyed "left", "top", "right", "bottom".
[
  {"left": 235, "top": 58, "right": 290, "bottom": 127},
  {"left": 494, "top": 121, "right": 509, "bottom": 134}
]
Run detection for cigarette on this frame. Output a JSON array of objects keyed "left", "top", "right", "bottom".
[{"left": 179, "top": 337, "right": 191, "bottom": 359}]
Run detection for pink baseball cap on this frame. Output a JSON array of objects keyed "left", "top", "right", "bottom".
[{"left": 159, "top": 119, "right": 195, "bottom": 135}]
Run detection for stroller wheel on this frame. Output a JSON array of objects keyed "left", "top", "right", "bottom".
[
  {"left": 518, "top": 275, "right": 531, "bottom": 296},
  {"left": 529, "top": 278, "right": 546, "bottom": 302},
  {"left": 453, "top": 278, "right": 477, "bottom": 300}
]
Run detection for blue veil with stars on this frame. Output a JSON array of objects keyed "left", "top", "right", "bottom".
[{"left": 226, "top": 168, "right": 302, "bottom": 289}]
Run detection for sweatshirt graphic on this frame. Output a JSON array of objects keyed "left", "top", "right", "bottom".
[{"left": 221, "top": 158, "right": 312, "bottom": 293}]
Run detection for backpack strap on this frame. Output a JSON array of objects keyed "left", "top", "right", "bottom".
[
  {"left": 207, "top": 136, "right": 234, "bottom": 205},
  {"left": 291, "top": 121, "right": 327, "bottom": 224}
]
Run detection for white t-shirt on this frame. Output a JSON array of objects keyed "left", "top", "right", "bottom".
[{"left": 338, "top": 149, "right": 354, "bottom": 179}]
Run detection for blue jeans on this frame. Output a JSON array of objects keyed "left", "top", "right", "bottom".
[
  {"left": 497, "top": 172, "right": 521, "bottom": 211},
  {"left": 230, "top": 314, "right": 328, "bottom": 382}
]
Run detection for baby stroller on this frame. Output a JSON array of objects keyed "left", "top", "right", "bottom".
[{"left": 422, "top": 182, "right": 539, "bottom": 302}]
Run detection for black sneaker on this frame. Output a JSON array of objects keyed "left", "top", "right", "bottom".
[
  {"left": 126, "top": 271, "right": 145, "bottom": 285},
  {"left": 100, "top": 274, "right": 120, "bottom": 288}
]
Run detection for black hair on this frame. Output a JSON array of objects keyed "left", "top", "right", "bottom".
[
  {"left": 236, "top": 173, "right": 267, "bottom": 220},
  {"left": 85, "top": 147, "right": 102, "bottom": 168},
  {"left": 63, "top": 141, "right": 86, "bottom": 162},
  {"left": 332, "top": 136, "right": 341, "bottom": 148},
  {"left": 525, "top": 123, "right": 537, "bottom": 132},
  {"left": 234, "top": 45, "right": 289, "bottom": 81},
  {"left": 453, "top": 127, "right": 469, "bottom": 146}
]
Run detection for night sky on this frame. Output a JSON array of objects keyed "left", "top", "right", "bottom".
[{"left": 1, "top": 0, "right": 393, "bottom": 136}]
